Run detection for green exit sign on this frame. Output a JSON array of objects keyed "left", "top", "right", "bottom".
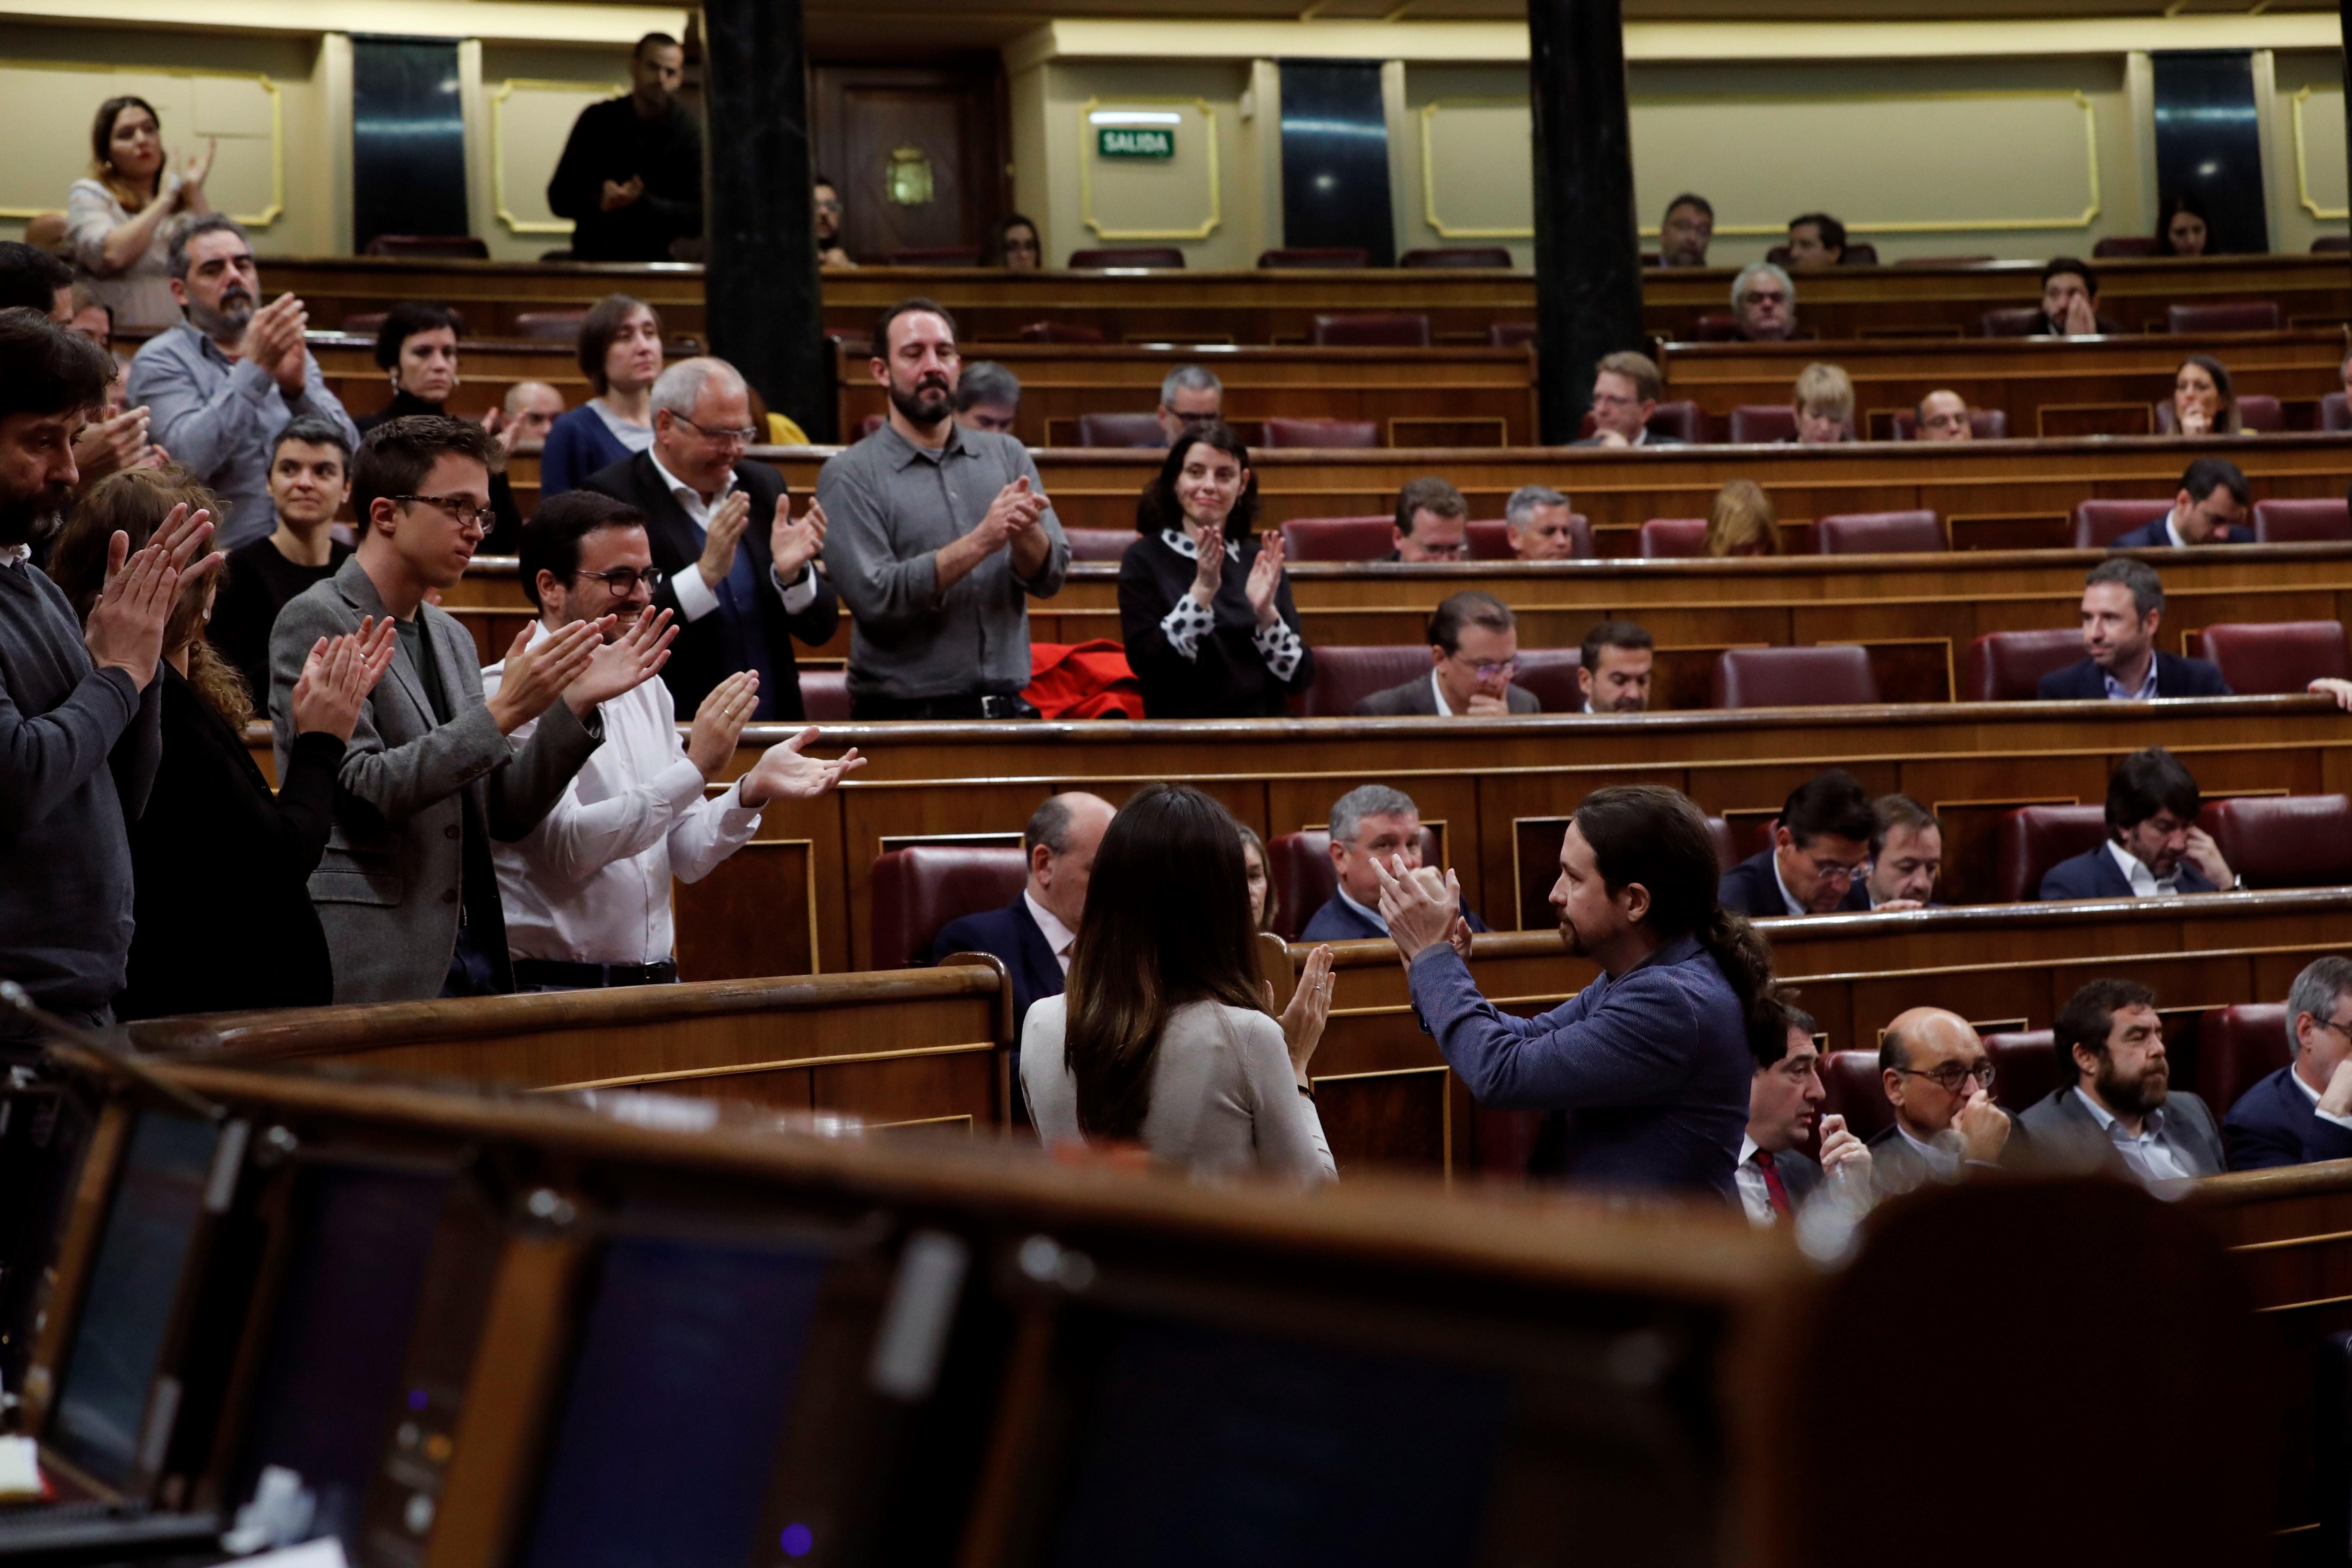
[{"left": 1097, "top": 126, "right": 1174, "bottom": 159}]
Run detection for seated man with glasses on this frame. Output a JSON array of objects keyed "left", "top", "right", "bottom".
[
  {"left": 1729, "top": 262, "right": 1800, "bottom": 344},
  {"left": 2225, "top": 956, "right": 2352, "bottom": 1171},
  {"left": 1355, "top": 591, "right": 1539, "bottom": 716},
  {"left": 2018, "top": 979, "right": 2223, "bottom": 1182},
  {"left": 1868, "top": 1005, "right": 2015, "bottom": 1194},
  {"left": 487, "top": 491, "right": 864, "bottom": 992},
  {"left": 1718, "top": 769, "right": 1875, "bottom": 918},
  {"left": 583, "top": 356, "right": 839, "bottom": 720}
]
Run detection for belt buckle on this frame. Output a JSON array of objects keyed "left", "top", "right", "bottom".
[{"left": 978, "top": 694, "right": 1009, "bottom": 719}]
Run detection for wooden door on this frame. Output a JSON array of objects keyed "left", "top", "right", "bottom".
[{"left": 812, "top": 62, "right": 1006, "bottom": 265}]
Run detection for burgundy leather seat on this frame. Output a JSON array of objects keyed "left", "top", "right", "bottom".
[
  {"left": 1728, "top": 405, "right": 1797, "bottom": 444},
  {"left": 1267, "top": 826, "right": 1441, "bottom": 940},
  {"left": 1465, "top": 515, "right": 1592, "bottom": 560},
  {"left": 2206, "top": 794, "right": 2352, "bottom": 888},
  {"left": 2092, "top": 236, "right": 2161, "bottom": 258},
  {"left": 2198, "top": 1003, "right": 2291, "bottom": 1115},
  {"left": 1513, "top": 647, "right": 1583, "bottom": 711},
  {"left": 339, "top": 312, "right": 389, "bottom": 337},
  {"left": 1683, "top": 315, "right": 1747, "bottom": 343},
  {"left": 2166, "top": 300, "right": 2280, "bottom": 334},
  {"left": 363, "top": 233, "right": 489, "bottom": 259},
  {"left": 1703, "top": 816, "right": 1737, "bottom": 874},
  {"left": 1963, "top": 629, "right": 2085, "bottom": 701},
  {"left": 1063, "top": 528, "right": 1136, "bottom": 562},
  {"left": 1992, "top": 805, "right": 2107, "bottom": 903},
  {"left": 1262, "top": 417, "right": 1378, "bottom": 449},
  {"left": 1712, "top": 646, "right": 1879, "bottom": 710},
  {"left": 1257, "top": 246, "right": 1369, "bottom": 268},
  {"left": 1309, "top": 313, "right": 1431, "bottom": 348},
  {"left": 1075, "top": 412, "right": 1167, "bottom": 448},
  {"left": 1489, "top": 322, "right": 1537, "bottom": 349},
  {"left": 2326, "top": 392, "right": 2352, "bottom": 432},
  {"left": 1979, "top": 307, "right": 2044, "bottom": 337},
  {"left": 798, "top": 670, "right": 851, "bottom": 722},
  {"left": 857, "top": 413, "right": 887, "bottom": 439},
  {"left": 1016, "top": 320, "right": 1107, "bottom": 344},
  {"left": 1576, "top": 401, "right": 1706, "bottom": 444},
  {"left": 1889, "top": 409, "right": 2009, "bottom": 440},
  {"left": 883, "top": 247, "right": 979, "bottom": 265},
  {"left": 513, "top": 309, "right": 589, "bottom": 340},
  {"left": 2198, "top": 621, "right": 2352, "bottom": 694},
  {"left": 1068, "top": 248, "right": 1183, "bottom": 268},
  {"left": 1813, "top": 510, "right": 1945, "bottom": 555},
  {"left": 2073, "top": 498, "right": 2172, "bottom": 549},
  {"left": 2316, "top": 237, "right": 2352, "bottom": 255},
  {"left": 2253, "top": 499, "right": 2352, "bottom": 543},
  {"left": 1399, "top": 247, "right": 1512, "bottom": 268},
  {"left": 2155, "top": 395, "right": 2282, "bottom": 434},
  {"left": 868, "top": 845, "right": 1027, "bottom": 970},
  {"left": 1984, "top": 1030, "right": 2061, "bottom": 1117},
  {"left": 1638, "top": 518, "right": 1709, "bottom": 558},
  {"left": 1819, "top": 1049, "right": 1895, "bottom": 1142},
  {"left": 1300, "top": 646, "right": 1428, "bottom": 716},
  {"left": 1280, "top": 516, "right": 1395, "bottom": 562}
]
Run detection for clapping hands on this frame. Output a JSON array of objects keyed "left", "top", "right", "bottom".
[{"left": 290, "top": 617, "right": 398, "bottom": 741}]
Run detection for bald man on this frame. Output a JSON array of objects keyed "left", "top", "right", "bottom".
[
  {"left": 501, "top": 380, "right": 567, "bottom": 446},
  {"left": 1914, "top": 390, "right": 1973, "bottom": 442},
  {"left": 1868, "top": 1007, "right": 2014, "bottom": 1193},
  {"left": 929, "top": 791, "right": 1118, "bottom": 1041}
]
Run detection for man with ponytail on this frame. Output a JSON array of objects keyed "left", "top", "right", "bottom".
[{"left": 1372, "top": 784, "right": 1770, "bottom": 1197}]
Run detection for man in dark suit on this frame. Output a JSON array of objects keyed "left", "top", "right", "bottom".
[
  {"left": 927, "top": 792, "right": 1116, "bottom": 1039},
  {"left": 2106, "top": 456, "right": 2253, "bottom": 549},
  {"left": 1738, "top": 998, "right": 1873, "bottom": 1224},
  {"left": 2038, "top": 747, "right": 2237, "bottom": 900},
  {"left": 1571, "top": 351, "right": 1683, "bottom": 448},
  {"left": 1355, "top": 592, "right": 1539, "bottom": 717},
  {"left": 1299, "top": 783, "right": 1491, "bottom": 941},
  {"left": 1864, "top": 793, "right": 1943, "bottom": 910},
  {"left": 1719, "top": 770, "right": 1877, "bottom": 918},
  {"left": 2037, "top": 557, "right": 2231, "bottom": 700},
  {"left": 585, "top": 356, "right": 839, "bottom": 721},
  {"left": 2225, "top": 955, "right": 2352, "bottom": 1170},
  {"left": 2021, "top": 257, "right": 2122, "bottom": 337},
  {"left": 2018, "top": 979, "right": 2225, "bottom": 1179},
  {"left": 1866, "top": 1007, "right": 2014, "bottom": 1195}
]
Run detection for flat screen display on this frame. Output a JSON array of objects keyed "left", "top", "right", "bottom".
[
  {"left": 519, "top": 1234, "right": 830, "bottom": 1568},
  {"left": 231, "top": 1165, "right": 453, "bottom": 1547},
  {"left": 1050, "top": 1316, "right": 1511, "bottom": 1568},
  {"left": 49, "top": 1114, "right": 222, "bottom": 1488}
]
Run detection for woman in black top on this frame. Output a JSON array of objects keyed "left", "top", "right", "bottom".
[
  {"left": 1117, "top": 422, "right": 1313, "bottom": 718},
  {"left": 357, "top": 300, "right": 525, "bottom": 550},
  {"left": 49, "top": 468, "right": 395, "bottom": 1018}
]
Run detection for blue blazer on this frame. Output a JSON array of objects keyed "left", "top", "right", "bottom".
[
  {"left": 2037, "top": 843, "right": 2218, "bottom": 901},
  {"left": 2107, "top": 517, "right": 2253, "bottom": 550},
  {"left": 2036, "top": 653, "right": 2231, "bottom": 701},
  {"left": 1298, "top": 894, "right": 1490, "bottom": 944},
  {"left": 2223, "top": 1065, "right": 2352, "bottom": 1170},
  {"left": 1718, "top": 848, "right": 1869, "bottom": 919},
  {"left": 540, "top": 404, "right": 639, "bottom": 498},
  {"left": 928, "top": 895, "right": 1063, "bottom": 1042}
]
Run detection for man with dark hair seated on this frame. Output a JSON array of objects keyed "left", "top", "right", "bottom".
[
  {"left": 929, "top": 791, "right": 1117, "bottom": 1038},
  {"left": 953, "top": 361, "right": 1021, "bottom": 435},
  {"left": 2037, "top": 557, "right": 2230, "bottom": 699},
  {"left": 1785, "top": 213, "right": 1847, "bottom": 268},
  {"left": 1869, "top": 1006, "right": 2013, "bottom": 1193},
  {"left": 1390, "top": 476, "right": 1468, "bottom": 562},
  {"left": 1578, "top": 619, "right": 1654, "bottom": 713},
  {"left": 2105, "top": 456, "right": 2252, "bottom": 548},
  {"left": 1737, "top": 997, "right": 1872, "bottom": 1225},
  {"left": 1718, "top": 769, "right": 1876, "bottom": 917},
  {"left": 2038, "top": 746, "right": 2237, "bottom": 899},
  {"left": 2018, "top": 978, "right": 2223, "bottom": 1180},
  {"left": 2224, "top": 955, "right": 2352, "bottom": 1170},
  {"left": 1355, "top": 591, "right": 1538, "bottom": 716},
  {"left": 1864, "top": 793, "right": 1942, "bottom": 910},
  {"left": 1301, "top": 783, "right": 1490, "bottom": 942},
  {"left": 2026, "top": 257, "right": 2120, "bottom": 337}
]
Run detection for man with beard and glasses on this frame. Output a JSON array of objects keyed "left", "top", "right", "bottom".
[
  {"left": 1370, "top": 783, "right": 1771, "bottom": 1197},
  {"left": 2019, "top": 978, "right": 2223, "bottom": 1181},
  {"left": 127, "top": 214, "right": 358, "bottom": 548},
  {"left": 0, "top": 309, "right": 219, "bottom": 1052},
  {"left": 820, "top": 298, "right": 1069, "bottom": 720}
]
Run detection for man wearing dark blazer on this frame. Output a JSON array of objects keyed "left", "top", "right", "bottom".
[
  {"left": 1718, "top": 770, "right": 1877, "bottom": 918},
  {"left": 2037, "top": 556, "right": 2230, "bottom": 701},
  {"left": 2017, "top": 979, "right": 2225, "bottom": 1179},
  {"left": 1737, "top": 999, "right": 1873, "bottom": 1224},
  {"left": 926, "top": 792, "right": 1116, "bottom": 1041},
  {"left": 2104, "top": 456, "right": 2253, "bottom": 549},
  {"left": 1866, "top": 1007, "right": 2015, "bottom": 1196},
  {"left": 585, "top": 356, "right": 839, "bottom": 721},
  {"left": 1299, "top": 783, "right": 1492, "bottom": 942},
  {"left": 1354, "top": 591, "right": 1540, "bottom": 717},
  {"left": 2225, "top": 956, "right": 2352, "bottom": 1170},
  {"left": 2037, "top": 747, "right": 2237, "bottom": 900}
]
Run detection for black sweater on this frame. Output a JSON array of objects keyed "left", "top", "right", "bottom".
[
  {"left": 209, "top": 535, "right": 353, "bottom": 707},
  {"left": 1117, "top": 530, "right": 1315, "bottom": 718},
  {"left": 546, "top": 96, "right": 703, "bottom": 262}
]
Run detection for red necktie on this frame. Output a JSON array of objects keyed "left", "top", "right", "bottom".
[{"left": 1753, "top": 1149, "right": 1792, "bottom": 1217}]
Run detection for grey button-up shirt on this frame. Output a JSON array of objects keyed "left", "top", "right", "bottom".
[
  {"left": 818, "top": 421, "right": 1069, "bottom": 701},
  {"left": 126, "top": 323, "right": 361, "bottom": 550}
]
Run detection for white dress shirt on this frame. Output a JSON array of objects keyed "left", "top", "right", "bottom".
[
  {"left": 1428, "top": 669, "right": 1454, "bottom": 717},
  {"left": 2289, "top": 1064, "right": 2352, "bottom": 1132},
  {"left": 1896, "top": 1122, "right": 1963, "bottom": 1180},
  {"left": 1734, "top": 1135, "right": 1778, "bottom": 1225},
  {"left": 1770, "top": 854, "right": 1808, "bottom": 916},
  {"left": 0, "top": 544, "right": 27, "bottom": 569},
  {"left": 646, "top": 449, "right": 821, "bottom": 625},
  {"left": 2101, "top": 657, "right": 2160, "bottom": 701},
  {"left": 2105, "top": 839, "right": 2180, "bottom": 897},
  {"left": 1023, "top": 888, "right": 1077, "bottom": 977},
  {"left": 486, "top": 619, "right": 764, "bottom": 966},
  {"left": 1335, "top": 885, "right": 1390, "bottom": 935},
  {"left": 2068, "top": 1086, "right": 2194, "bottom": 1182}
]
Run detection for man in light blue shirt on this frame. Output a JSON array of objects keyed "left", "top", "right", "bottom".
[{"left": 127, "top": 215, "right": 358, "bottom": 548}]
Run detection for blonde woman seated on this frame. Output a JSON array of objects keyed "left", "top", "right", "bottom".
[
  {"left": 1788, "top": 362, "right": 1853, "bottom": 444},
  {"left": 1705, "top": 479, "right": 1781, "bottom": 557},
  {"left": 2171, "top": 354, "right": 2243, "bottom": 437},
  {"left": 1023, "top": 784, "right": 1339, "bottom": 1184}
]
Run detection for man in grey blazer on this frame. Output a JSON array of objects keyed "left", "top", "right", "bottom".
[
  {"left": 271, "top": 416, "right": 666, "bottom": 1002},
  {"left": 2018, "top": 978, "right": 2224, "bottom": 1180},
  {"left": 1354, "top": 591, "right": 1540, "bottom": 716}
]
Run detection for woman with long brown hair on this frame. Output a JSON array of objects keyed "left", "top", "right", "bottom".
[
  {"left": 65, "top": 95, "right": 215, "bottom": 331},
  {"left": 49, "top": 468, "right": 395, "bottom": 1016},
  {"left": 1022, "top": 784, "right": 1338, "bottom": 1182}
]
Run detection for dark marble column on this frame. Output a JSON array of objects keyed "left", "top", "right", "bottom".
[
  {"left": 701, "top": 0, "right": 830, "bottom": 441},
  {"left": 1525, "top": 0, "right": 1645, "bottom": 444}
]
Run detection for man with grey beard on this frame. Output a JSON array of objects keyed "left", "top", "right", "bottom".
[{"left": 126, "top": 214, "right": 358, "bottom": 548}]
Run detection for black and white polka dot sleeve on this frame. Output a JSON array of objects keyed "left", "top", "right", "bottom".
[
  {"left": 1253, "top": 618, "right": 1305, "bottom": 682},
  {"left": 1158, "top": 594, "right": 1217, "bottom": 662}
]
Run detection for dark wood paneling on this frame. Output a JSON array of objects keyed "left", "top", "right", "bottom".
[{"left": 812, "top": 61, "right": 1006, "bottom": 263}]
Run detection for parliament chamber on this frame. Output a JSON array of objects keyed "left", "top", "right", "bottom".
[{"left": 15, "top": 0, "right": 2352, "bottom": 1560}]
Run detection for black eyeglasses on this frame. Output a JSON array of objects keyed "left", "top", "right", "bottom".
[
  {"left": 575, "top": 565, "right": 667, "bottom": 594},
  {"left": 393, "top": 494, "right": 496, "bottom": 530},
  {"left": 1893, "top": 1060, "right": 1995, "bottom": 1093}
]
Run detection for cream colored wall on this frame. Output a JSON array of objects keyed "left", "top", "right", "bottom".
[
  {"left": 2267, "top": 49, "right": 2348, "bottom": 256},
  {"left": 474, "top": 41, "right": 634, "bottom": 261}
]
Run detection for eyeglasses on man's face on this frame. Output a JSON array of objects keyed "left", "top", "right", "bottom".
[
  {"left": 1448, "top": 652, "right": 1519, "bottom": 682},
  {"left": 574, "top": 566, "right": 666, "bottom": 596},
  {"left": 393, "top": 494, "right": 496, "bottom": 530},
  {"left": 1803, "top": 854, "right": 1868, "bottom": 885},
  {"left": 1894, "top": 1059, "right": 1995, "bottom": 1093},
  {"left": 674, "top": 414, "right": 760, "bottom": 446}
]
